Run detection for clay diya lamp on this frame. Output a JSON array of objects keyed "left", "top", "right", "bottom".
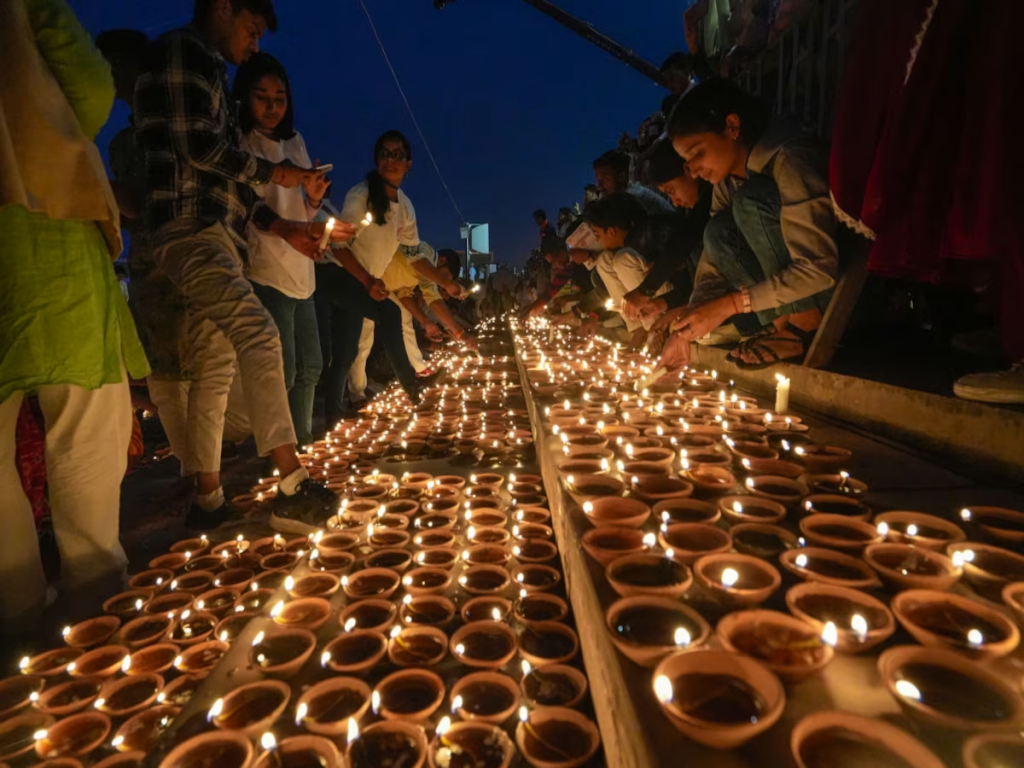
[
  {"left": 460, "top": 564, "right": 511, "bottom": 596},
  {"left": 556, "top": 459, "right": 605, "bottom": 481},
  {"left": 878, "top": 645, "right": 1024, "bottom": 731},
  {"left": 102, "top": 591, "right": 152, "bottom": 621},
  {"left": 213, "top": 611, "right": 255, "bottom": 644},
  {"left": 400, "top": 595, "right": 456, "bottom": 627},
  {"left": 513, "top": 522, "right": 554, "bottom": 542},
  {"left": 213, "top": 567, "right": 255, "bottom": 591},
  {"left": 272, "top": 597, "right": 331, "bottom": 632},
  {"left": 605, "top": 595, "right": 710, "bottom": 668},
  {"left": 515, "top": 705, "right": 600, "bottom": 768},
  {"left": 792, "top": 710, "right": 945, "bottom": 768},
  {"left": 744, "top": 475, "right": 809, "bottom": 506},
  {"left": 459, "top": 597, "right": 509, "bottom": 624},
  {"left": 511, "top": 493, "right": 547, "bottom": 509},
  {"left": 167, "top": 610, "right": 217, "bottom": 648},
  {"left": 786, "top": 583, "right": 895, "bottom": 653},
  {"left": 339, "top": 599, "right": 397, "bottom": 634},
  {"left": 414, "top": 529, "right": 457, "bottom": 549},
  {"left": 368, "top": 528, "right": 412, "bottom": 551},
  {"left": 694, "top": 553, "right": 781, "bottom": 608},
  {"left": 652, "top": 523, "right": 727, "bottom": 566},
  {"left": 471, "top": 472, "right": 505, "bottom": 490},
  {"left": 628, "top": 475, "right": 694, "bottom": 504},
  {"left": 514, "top": 539, "right": 558, "bottom": 564},
  {"left": 175, "top": 639, "right": 229, "bottom": 677},
  {"left": 622, "top": 461, "right": 670, "bottom": 480},
  {"left": 429, "top": 720, "right": 515, "bottom": 768},
  {"left": 864, "top": 543, "right": 960, "bottom": 592},
  {"left": 142, "top": 593, "right": 192, "bottom": 618},
  {"left": 167, "top": 570, "right": 215, "bottom": 596},
  {"left": 462, "top": 544, "right": 511, "bottom": 569},
  {"left": 234, "top": 588, "right": 275, "bottom": 614},
  {"left": 111, "top": 705, "right": 180, "bottom": 753},
  {"left": 510, "top": 473, "right": 542, "bottom": 486},
  {"left": 519, "top": 622, "right": 579, "bottom": 667},
  {"left": 34, "top": 711, "right": 110, "bottom": 760},
  {"left": 343, "top": 568, "right": 401, "bottom": 600},
  {"left": 95, "top": 751, "right": 147, "bottom": 768},
  {"left": 873, "top": 511, "right": 965, "bottom": 552},
  {"left": 127, "top": 569, "right": 173, "bottom": 591},
  {"left": 148, "top": 552, "right": 189, "bottom": 572},
  {"left": 449, "top": 671, "right": 520, "bottom": 724},
  {"left": 963, "top": 733, "right": 1024, "bottom": 768},
  {"left": 414, "top": 547, "right": 459, "bottom": 570},
  {"left": 630, "top": 446, "right": 676, "bottom": 468},
  {"left": 209, "top": 679, "right": 291, "bottom": 737},
  {"left": 450, "top": 622, "right": 518, "bottom": 670},
  {"left": 170, "top": 535, "right": 210, "bottom": 557},
  {"left": 682, "top": 450, "right": 731, "bottom": 470},
  {"left": 193, "top": 583, "right": 240, "bottom": 618},
  {"left": 158, "top": 730, "right": 252, "bottom": 768},
  {"left": 740, "top": 457, "right": 804, "bottom": 479},
  {"left": 348, "top": 720, "right": 428, "bottom": 768},
  {"left": 374, "top": 668, "right": 446, "bottom": 723},
  {"left": 515, "top": 506, "right": 552, "bottom": 525},
  {"left": 730, "top": 523, "right": 799, "bottom": 559},
  {"left": 511, "top": 564, "right": 561, "bottom": 593},
  {"left": 892, "top": 589, "right": 1019, "bottom": 659},
  {"left": 434, "top": 474, "right": 467, "bottom": 490},
  {"left": 796, "top": 445, "right": 852, "bottom": 473},
  {"left": 728, "top": 440, "right": 778, "bottom": 464},
  {"left": 388, "top": 625, "right": 448, "bottom": 667},
  {"left": 803, "top": 472, "right": 869, "bottom": 496},
  {"left": 580, "top": 497, "right": 649, "bottom": 529},
  {"left": 799, "top": 513, "right": 881, "bottom": 552},
  {"left": 319, "top": 531, "right": 361, "bottom": 554},
  {"left": 521, "top": 663, "right": 587, "bottom": 709},
  {"left": 288, "top": 572, "right": 341, "bottom": 599},
  {"left": 780, "top": 547, "right": 881, "bottom": 589},
  {"left": 311, "top": 550, "right": 355, "bottom": 575},
  {"left": 322, "top": 630, "right": 388, "bottom": 676},
  {"left": 959, "top": 505, "right": 1024, "bottom": 544},
  {"left": 295, "top": 677, "right": 371, "bottom": 736},
  {"left": 562, "top": 474, "right": 624, "bottom": 507},
  {"left": 605, "top": 552, "right": 692, "bottom": 599},
  {"left": 652, "top": 498, "right": 720, "bottom": 527},
  {"left": 581, "top": 528, "right": 643, "bottom": 569},
  {"left": 95, "top": 673, "right": 162, "bottom": 719},
  {"left": 651, "top": 648, "right": 785, "bottom": 749},
  {"left": 802, "top": 494, "right": 870, "bottom": 520},
  {"left": 465, "top": 508, "right": 507, "bottom": 529},
  {"left": 682, "top": 465, "right": 736, "bottom": 497},
  {"left": 248, "top": 627, "right": 317, "bottom": 678},
  {"left": 719, "top": 495, "right": 786, "bottom": 526},
  {"left": 717, "top": 609, "right": 834, "bottom": 682},
  {"left": 0, "top": 711, "right": 53, "bottom": 762},
  {"left": 603, "top": 425, "right": 640, "bottom": 444},
  {"left": 402, "top": 567, "right": 454, "bottom": 597},
  {"left": 0, "top": 674, "right": 44, "bottom": 718},
  {"left": 423, "top": 497, "right": 461, "bottom": 518},
  {"left": 34, "top": 677, "right": 102, "bottom": 718},
  {"left": 948, "top": 542, "right": 1024, "bottom": 600},
  {"left": 69, "top": 645, "right": 129, "bottom": 679}
]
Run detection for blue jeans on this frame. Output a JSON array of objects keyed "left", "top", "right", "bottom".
[
  {"left": 704, "top": 173, "right": 831, "bottom": 335},
  {"left": 252, "top": 283, "right": 323, "bottom": 446},
  {"left": 318, "top": 265, "right": 418, "bottom": 422}
]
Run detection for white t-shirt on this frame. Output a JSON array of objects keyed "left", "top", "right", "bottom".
[
  {"left": 241, "top": 130, "right": 317, "bottom": 299},
  {"left": 339, "top": 180, "right": 420, "bottom": 278}
]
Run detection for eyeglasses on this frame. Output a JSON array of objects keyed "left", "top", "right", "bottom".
[{"left": 378, "top": 149, "right": 408, "bottom": 163}]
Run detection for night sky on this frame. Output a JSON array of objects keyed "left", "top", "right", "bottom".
[{"left": 70, "top": 0, "right": 689, "bottom": 266}]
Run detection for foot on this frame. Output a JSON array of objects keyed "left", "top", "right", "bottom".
[
  {"left": 732, "top": 322, "right": 818, "bottom": 369},
  {"left": 184, "top": 502, "right": 241, "bottom": 531},
  {"left": 269, "top": 479, "right": 340, "bottom": 535},
  {"left": 953, "top": 362, "right": 1024, "bottom": 404}
]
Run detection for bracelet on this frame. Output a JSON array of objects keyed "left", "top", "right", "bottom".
[
  {"left": 740, "top": 287, "right": 752, "bottom": 313},
  {"left": 308, "top": 198, "right": 322, "bottom": 209}
]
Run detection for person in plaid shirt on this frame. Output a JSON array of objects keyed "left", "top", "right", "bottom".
[{"left": 135, "top": 0, "right": 356, "bottom": 534}]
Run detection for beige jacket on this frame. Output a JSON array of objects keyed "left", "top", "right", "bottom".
[
  {"left": 692, "top": 119, "right": 837, "bottom": 313},
  {"left": 0, "top": 0, "right": 122, "bottom": 256},
  {"left": 381, "top": 242, "right": 443, "bottom": 305}
]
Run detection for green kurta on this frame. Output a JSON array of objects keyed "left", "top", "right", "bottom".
[{"left": 0, "top": 0, "right": 149, "bottom": 402}]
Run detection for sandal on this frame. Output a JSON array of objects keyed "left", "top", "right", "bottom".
[
  {"left": 733, "top": 324, "right": 819, "bottom": 370},
  {"left": 726, "top": 326, "right": 774, "bottom": 361}
]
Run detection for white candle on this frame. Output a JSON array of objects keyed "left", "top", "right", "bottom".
[
  {"left": 775, "top": 373, "right": 790, "bottom": 414},
  {"left": 318, "top": 217, "right": 335, "bottom": 250}
]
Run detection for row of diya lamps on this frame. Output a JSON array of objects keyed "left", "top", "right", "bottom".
[
  {"left": 0, "top": 453, "right": 601, "bottom": 767},
  {"left": 517, "top": 326, "right": 1024, "bottom": 767}
]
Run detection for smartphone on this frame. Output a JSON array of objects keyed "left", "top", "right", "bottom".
[{"left": 314, "top": 164, "right": 333, "bottom": 173}]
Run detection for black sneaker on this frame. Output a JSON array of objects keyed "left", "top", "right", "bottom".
[
  {"left": 184, "top": 502, "right": 236, "bottom": 531},
  {"left": 269, "top": 480, "right": 340, "bottom": 535}
]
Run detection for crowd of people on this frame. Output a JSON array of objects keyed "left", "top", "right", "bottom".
[{"left": 0, "top": 0, "right": 480, "bottom": 632}]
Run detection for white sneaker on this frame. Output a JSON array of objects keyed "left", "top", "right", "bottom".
[{"left": 953, "top": 362, "right": 1024, "bottom": 404}]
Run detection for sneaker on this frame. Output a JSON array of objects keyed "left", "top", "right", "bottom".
[
  {"left": 953, "top": 362, "right": 1024, "bottom": 404},
  {"left": 184, "top": 502, "right": 238, "bottom": 531},
  {"left": 269, "top": 480, "right": 340, "bottom": 535}
]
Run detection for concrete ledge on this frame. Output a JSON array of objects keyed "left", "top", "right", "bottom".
[{"left": 690, "top": 345, "right": 1024, "bottom": 482}]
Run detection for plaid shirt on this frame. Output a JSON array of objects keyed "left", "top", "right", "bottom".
[{"left": 134, "top": 27, "right": 278, "bottom": 247}]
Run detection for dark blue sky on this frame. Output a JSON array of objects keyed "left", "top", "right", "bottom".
[{"left": 70, "top": 0, "right": 689, "bottom": 266}]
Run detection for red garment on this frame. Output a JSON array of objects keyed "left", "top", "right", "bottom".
[
  {"left": 830, "top": 0, "right": 1024, "bottom": 360},
  {"left": 16, "top": 398, "right": 48, "bottom": 530}
]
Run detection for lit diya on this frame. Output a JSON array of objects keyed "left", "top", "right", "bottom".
[
  {"left": 521, "top": 662, "right": 588, "bottom": 709},
  {"left": 958, "top": 505, "right": 1024, "bottom": 544},
  {"left": 873, "top": 511, "right": 966, "bottom": 551},
  {"left": 891, "top": 589, "right": 1019, "bottom": 660},
  {"left": 785, "top": 583, "right": 895, "bottom": 653},
  {"left": 248, "top": 627, "right": 316, "bottom": 678},
  {"left": 947, "top": 541, "right": 1024, "bottom": 600},
  {"left": 295, "top": 677, "right": 371, "bottom": 737},
  {"left": 962, "top": 733, "right": 1024, "bottom": 768},
  {"left": 863, "top": 543, "right": 960, "bottom": 592},
  {"left": 519, "top": 622, "right": 579, "bottom": 667},
  {"left": 373, "top": 668, "right": 446, "bottom": 723},
  {"left": 388, "top": 626, "right": 448, "bottom": 667},
  {"left": 450, "top": 622, "right": 518, "bottom": 670},
  {"left": 779, "top": 547, "right": 881, "bottom": 589},
  {"left": 730, "top": 523, "right": 800, "bottom": 559},
  {"left": 347, "top": 720, "right": 427, "bottom": 768},
  {"left": 515, "top": 706, "right": 600, "bottom": 768},
  {"left": 429, "top": 719, "right": 515, "bottom": 768},
  {"left": 605, "top": 595, "right": 709, "bottom": 668},
  {"left": 799, "top": 513, "right": 881, "bottom": 552},
  {"left": 321, "top": 630, "right": 388, "bottom": 676},
  {"left": 791, "top": 710, "right": 944, "bottom": 768},
  {"left": 717, "top": 610, "right": 835, "bottom": 682},
  {"left": 693, "top": 553, "right": 781, "bottom": 607}
]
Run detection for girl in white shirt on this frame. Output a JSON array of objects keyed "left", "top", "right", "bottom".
[{"left": 234, "top": 53, "right": 329, "bottom": 446}]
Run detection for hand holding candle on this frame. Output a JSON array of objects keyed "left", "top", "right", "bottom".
[{"left": 318, "top": 217, "right": 335, "bottom": 251}]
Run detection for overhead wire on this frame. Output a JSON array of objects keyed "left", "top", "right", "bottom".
[{"left": 357, "top": 0, "right": 468, "bottom": 226}]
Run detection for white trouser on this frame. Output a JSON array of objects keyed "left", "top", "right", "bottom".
[
  {"left": 391, "top": 296, "right": 427, "bottom": 373},
  {"left": 348, "top": 319, "right": 376, "bottom": 399},
  {"left": 596, "top": 248, "right": 668, "bottom": 332},
  {"left": 147, "top": 378, "right": 189, "bottom": 473},
  {"left": 0, "top": 379, "right": 131, "bottom": 620}
]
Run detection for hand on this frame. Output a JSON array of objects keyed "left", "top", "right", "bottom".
[
  {"left": 443, "top": 281, "right": 468, "bottom": 299},
  {"left": 458, "top": 332, "right": 479, "bottom": 350},
  {"left": 659, "top": 330, "right": 693, "bottom": 371},
  {"left": 527, "top": 301, "right": 547, "bottom": 318},
  {"left": 650, "top": 304, "right": 692, "bottom": 333},
  {"left": 577, "top": 318, "right": 598, "bottom": 338},
  {"left": 638, "top": 296, "right": 669, "bottom": 324},
  {"left": 621, "top": 290, "right": 652, "bottom": 323},
  {"left": 274, "top": 220, "right": 357, "bottom": 260},
  {"left": 423, "top": 320, "right": 443, "bottom": 341},
  {"left": 627, "top": 327, "right": 648, "bottom": 351},
  {"left": 272, "top": 160, "right": 321, "bottom": 190},
  {"left": 367, "top": 278, "right": 389, "bottom": 301},
  {"left": 303, "top": 159, "right": 331, "bottom": 202},
  {"left": 669, "top": 296, "right": 735, "bottom": 342}
]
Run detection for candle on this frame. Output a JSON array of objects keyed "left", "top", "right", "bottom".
[
  {"left": 318, "top": 217, "right": 335, "bottom": 250},
  {"left": 775, "top": 373, "right": 790, "bottom": 414}
]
